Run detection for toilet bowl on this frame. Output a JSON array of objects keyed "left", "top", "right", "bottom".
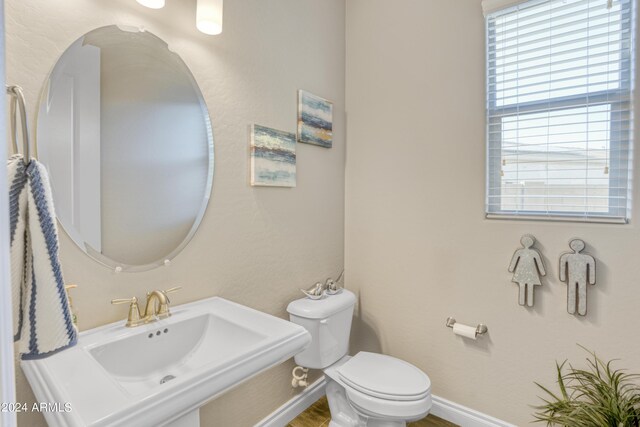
[
  {"left": 287, "top": 290, "right": 432, "bottom": 427},
  {"left": 324, "top": 352, "right": 432, "bottom": 427}
]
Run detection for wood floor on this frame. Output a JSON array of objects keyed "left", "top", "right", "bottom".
[{"left": 287, "top": 396, "right": 458, "bottom": 427}]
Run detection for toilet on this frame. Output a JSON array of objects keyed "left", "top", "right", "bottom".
[{"left": 287, "top": 289, "right": 432, "bottom": 427}]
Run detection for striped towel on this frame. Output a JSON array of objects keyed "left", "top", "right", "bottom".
[{"left": 9, "top": 154, "right": 77, "bottom": 359}]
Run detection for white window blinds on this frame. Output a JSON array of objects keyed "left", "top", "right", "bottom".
[{"left": 486, "top": 0, "right": 634, "bottom": 223}]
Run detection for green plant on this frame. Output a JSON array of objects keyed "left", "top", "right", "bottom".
[{"left": 533, "top": 348, "right": 640, "bottom": 427}]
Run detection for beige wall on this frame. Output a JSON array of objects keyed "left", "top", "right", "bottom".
[
  {"left": 6, "top": 0, "right": 345, "bottom": 425},
  {"left": 345, "top": 0, "right": 640, "bottom": 425}
]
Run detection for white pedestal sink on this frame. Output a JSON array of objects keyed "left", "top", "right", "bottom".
[{"left": 21, "top": 296, "right": 311, "bottom": 427}]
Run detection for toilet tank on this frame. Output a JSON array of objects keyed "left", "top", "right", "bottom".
[{"left": 287, "top": 289, "right": 356, "bottom": 369}]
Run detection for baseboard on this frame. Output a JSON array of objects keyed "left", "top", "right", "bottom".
[
  {"left": 254, "top": 376, "right": 327, "bottom": 427},
  {"left": 431, "top": 395, "right": 517, "bottom": 427},
  {"left": 254, "top": 379, "right": 515, "bottom": 427}
]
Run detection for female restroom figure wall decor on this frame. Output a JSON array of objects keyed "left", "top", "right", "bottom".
[
  {"left": 508, "top": 235, "right": 546, "bottom": 307},
  {"left": 559, "top": 239, "right": 596, "bottom": 316}
]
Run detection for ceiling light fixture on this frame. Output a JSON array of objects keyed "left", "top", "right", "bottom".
[
  {"left": 136, "top": 0, "right": 165, "bottom": 9},
  {"left": 196, "top": 0, "right": 223, "bottom": 35}
]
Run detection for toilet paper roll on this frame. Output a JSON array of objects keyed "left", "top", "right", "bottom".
[{"left": 453, "top": 323, "right": 477, "bottom": 340}]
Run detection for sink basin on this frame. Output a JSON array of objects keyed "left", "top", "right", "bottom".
[
  {"left": 89, "top": 312, "right": 269, "bottom": 395},
  {"left": 22, "top": 296, "right": 311, "bottom": 427}
]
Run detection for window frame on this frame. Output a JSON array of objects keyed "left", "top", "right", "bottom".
[{"left": 485, "top": 0, "right": 634, "bottom": 223}]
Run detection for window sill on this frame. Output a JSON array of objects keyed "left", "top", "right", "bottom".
[{"left": 485, "top": 213, "right": 628, "bottom": 224}]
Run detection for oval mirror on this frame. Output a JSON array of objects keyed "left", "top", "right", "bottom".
[{"left": 37, "top": 25, "right": 214, "bottom": 272}]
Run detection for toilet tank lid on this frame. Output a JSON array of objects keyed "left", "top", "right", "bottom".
[{"left": 287, "top": 289, "right": 356, "bottom": 319}]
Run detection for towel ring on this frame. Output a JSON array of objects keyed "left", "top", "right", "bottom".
[{"left": 6, "top": 85, "right": 31, "bottom": 166}]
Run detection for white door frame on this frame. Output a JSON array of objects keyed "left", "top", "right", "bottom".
[{"left": 0, "top": 0, "right": 18, "bottom": 425}]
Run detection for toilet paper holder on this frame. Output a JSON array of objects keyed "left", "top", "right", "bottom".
[{"left": 446, "top": 317, "right": 488, "bottom": 337}]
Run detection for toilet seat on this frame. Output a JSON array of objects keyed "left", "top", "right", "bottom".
[
  {"left": 337, "top": 352, "right": 431, "bottom": 401},
  {"left": 343, "top": 379, "right": 432, "bottom": 421},
  {"left": 324, "top": 352, "right": 432, "bottom": 421}
]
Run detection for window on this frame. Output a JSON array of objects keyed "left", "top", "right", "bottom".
[{"left": 485, "top": 0, "right": 634, "bottom": 223}]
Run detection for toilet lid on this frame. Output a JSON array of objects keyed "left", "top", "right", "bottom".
[{"left": 337, "top": 352, "right": 431, "bottom": 401}]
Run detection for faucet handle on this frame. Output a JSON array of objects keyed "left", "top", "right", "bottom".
[
  {"left": 111, "top": 296, "right": 137, "bottom": 305},
  {"left": 111, "top": 297, "right": 142, "bottom": 328},
  {"left": 161, "top": 286, "right": 181, "bottom": 304}
]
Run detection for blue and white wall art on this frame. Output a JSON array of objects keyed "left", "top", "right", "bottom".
[
  {"left": 250, "top": 124, "right": 297, "bottom": 187},
  {"left": 297, "top": 90, "right": 333, "bottom": 148}
]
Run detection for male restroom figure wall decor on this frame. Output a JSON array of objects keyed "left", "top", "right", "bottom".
[
  {"left": 559, "top": 239, "right": 596, "bottom": 316},
  {"left": 508, "top": 235, "right": 546, "bottom": 307}
]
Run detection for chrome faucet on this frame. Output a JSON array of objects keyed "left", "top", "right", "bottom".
[{"left": 111, "top": 286, "right": 181, "bottom": 328}]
